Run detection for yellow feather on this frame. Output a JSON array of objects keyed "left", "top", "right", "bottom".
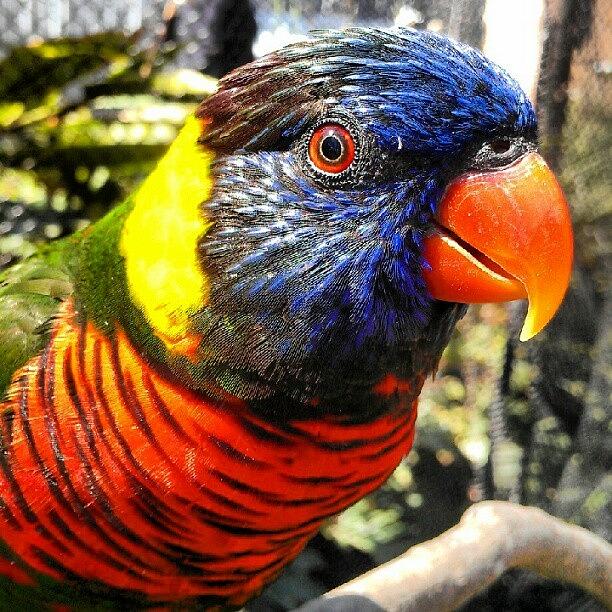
[{"left": 120, "top": 116, "right": 213, "bottom": 353}]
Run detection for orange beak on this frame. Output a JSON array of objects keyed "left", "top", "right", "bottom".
[{"left": 422, "top": 152, "right": 573, "bottom": 341}]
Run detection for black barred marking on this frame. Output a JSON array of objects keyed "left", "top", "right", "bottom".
[
  {"left": 73, "top": 323, "right": 102, "bottom": 465},
  {"left": 43, "top": 345, "right": 136, "bottom": 549},
  {"left": 103, "top": 345, "right": 275, "bottom": 533},
  {"left": 207, "top": 431, "right": 268, "bottom": 468},
  {"left": 210, "top": 466, "right": 376, "bottom": 508},
  {"left": 310, "top": 438, "right": 369, "bottom": 451},
  {"left": 172, "top": 561, "right": 207, "bottom": 578},
  {"left": 0, "top": 392, "right": 39, "bottom": 526},
  {"left": 198, "top": 483, "right": 268, "bottom": 517},
  {"left": 37, "top": 352, "right": 162, "bottom": 579},
  {"left": 110, "top": 338, "right": 167, "bottom": 457},
  {"left": 1, "top": 408, "right": 15, "bottom": 445},
  {"left": 208, "top": 468, "right": 277, "bottom": 500},
  {"left": 120, "top": 476, "right": 195, "bottom": 560},
  {"left": 127, "top": 498, "right": 187, "bottom": 542},
  {"left": 46, "top": 509, "right": 145, "bottom": 579},
  {"left": 93, "top": 340, "right": 157, "bottom": 488},
  {"left": 362, "top": 441, "right": 401, "bottom": 461},
  {"left": 40, "top": 342, "right": 120, "bottom": 544},
  {"left": 15, "top": 372, "right": 73, "bottom": 554},
  {"left": 34, "top": 348, "right": 87, "bottom": 523},
  {"left": 238, "top": 414, "right": 295, "bottom": 446},
  {"left": 197, "top": 505, "right": 335, "bottom": 539},
  {"left": 264, "top": 528, "right": 326, "bottom": 547},
  {"left": 266, "top": 493, "right": 339, "bottom": 508},
  {"left": 76, "top": 426, "right": 251, "bottom": 580},
  {"left": 318, "top": 490, "right": 366, "bottom": 513},
  {"left": 68, "top": 342, "right": 200, "bottom": 572},
  {"left": 143, "top": 372, "right": 196, "bottom": 446},
  {"left": 201, "top": 551, "right": 295, "bottom": 580},
  {"left": 150, "top": 546, "right": 283, "bottom": 581},
  {"left": 46, "top": 509, "right": 78, "bottom": 543},
  {"left": 69, "top": 431, "right": 168, "bottom": 574},
  {"left": 90, "top": 344, "right": 202, "bottom": 547},
  {"left": 90, "top": 342, "right": 188, "bottom": 531},
  {"left": 283, "top": 472, "right": 356, "bottom": 485},
  {"left": 26, "top": 546, "right": 168, "bottom": 608},
  {"left": 301, "top": 415, "right": 409, "bottom": 451},
  {"left": 81, "top": 420, "right": 195, "bottom": 553},
  {"left": 0, "top": 498, "right": 20, "bottom": 531},
  {"left": 192, "top": 504, "right": 261, "bottom": 530},
  {"left": 0, "top": 301, "right": 418, "bottom": 606},
  {"left": 162, "top": 538, "right": 284, "bottom": 564},
  {"left": 107, "top": 353, "right": 269, "bottom": 524},
  {"left": 124, "top": 372, "right": 180, "bottom": 461},
  {"left": 129, "top": 479, "right": 192, "bottom": 537},
  {"left": 193, "top": 502, "right": 326, "bottom": 545},
  {"left": 337, "top": 470, "right": 390, "bottom": 490},
  {"left": 196, "top": 515, "right": 288, "bottom": 538},
  {"left": 112, "top": 346, "right": 212, "bottom": 526},
  {"left": 79, "top": 345, "right": 116, "bottom": 485},
  {"left": 162, "top": 542, "right": 226, "bottom": 564},
  {"left": 31, "top": 546, "right": 81, "bottom": 582}
]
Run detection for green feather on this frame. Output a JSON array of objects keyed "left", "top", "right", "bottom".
[{"left": 0, "top": 243, "right": 73, "bottom": 398}]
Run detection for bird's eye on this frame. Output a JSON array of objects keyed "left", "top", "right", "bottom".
[
  {"left": 308, "top": 124, "right": 355, "bottom": 174},
  {"left": 490, "top": 138, "right": 512, "bottom": 154}
]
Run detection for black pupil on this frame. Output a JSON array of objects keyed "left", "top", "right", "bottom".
[
  {"left": 491, "top": 138, "right": 511, "bottom": 154},
  {"left": 320, "top": 135, "right": 343, "bottom": 161}
]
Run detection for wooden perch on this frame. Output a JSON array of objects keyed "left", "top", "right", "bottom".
[{"left": 298, "top": 501, "right": 612, "bottom": 611}]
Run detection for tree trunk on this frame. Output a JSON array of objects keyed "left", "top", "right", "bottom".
[{"left": 536, "top": 0, "right": 594, "bottom": 170}]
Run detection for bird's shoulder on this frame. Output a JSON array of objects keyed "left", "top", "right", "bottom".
[{"left": 0, "top": 242, "right": 74, "bottom": 398}]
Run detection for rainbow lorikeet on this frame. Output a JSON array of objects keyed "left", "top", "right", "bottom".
[{"left": 0, "top": 28, "right": 573, "bottom": 609}]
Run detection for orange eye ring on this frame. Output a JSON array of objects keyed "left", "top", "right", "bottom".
[{"left": 308, "top": 124, "right": 356, "bottom": 174}]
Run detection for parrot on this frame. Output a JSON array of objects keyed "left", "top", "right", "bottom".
[{"left": 0, "top": 27, "right": 573, "bottom": 610}]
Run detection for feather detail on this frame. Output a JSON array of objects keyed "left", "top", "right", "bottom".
[
  {"left": 0, "top": 300, "right": 418, "bottom": 607},
  {"left": 120, "top": 116, "right": 214, "bottom": 355}
]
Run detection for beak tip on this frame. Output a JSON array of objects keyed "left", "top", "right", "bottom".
[
  {"left": 519, "top": 326, "right": 536, "bottom": 342},
  {"left": 426, "top": 152, "right": 573, "bottom": 342},
  {"left": 519, "top": 305, "right": 539, "bottom": 341}
]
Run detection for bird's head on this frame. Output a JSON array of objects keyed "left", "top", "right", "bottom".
[{"left": 147, "top": 28, "right": 573, "bottom": 408}]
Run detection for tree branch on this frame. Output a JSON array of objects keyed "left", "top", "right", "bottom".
[{"left": 298, "top": 502, "right": 611, "bottom": 611}]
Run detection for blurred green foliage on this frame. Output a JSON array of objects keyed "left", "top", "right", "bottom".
[{"left": 0, "top": 32, "right": 215, "bottom": 263}]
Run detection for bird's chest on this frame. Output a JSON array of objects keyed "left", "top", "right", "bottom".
[{"left": 0, "top": 308, "right": 418, "bottom": 605}]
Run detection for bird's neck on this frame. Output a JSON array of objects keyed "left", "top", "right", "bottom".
[
  {"left": 71, "top": 119, "right": 463, "bottom": 421},
  {"left": 0, "top": 301, "right": 419, "bottom": 604},
  {"left": 72, "top": 118, "right": 215, "bottom": 360},
  {"left": 118, "top": 117, "right": 214, "bottom": 355}
]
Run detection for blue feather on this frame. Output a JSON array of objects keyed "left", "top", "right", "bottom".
[{"left": 196, "top": 27, "right": 535, "bottom": 402}]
